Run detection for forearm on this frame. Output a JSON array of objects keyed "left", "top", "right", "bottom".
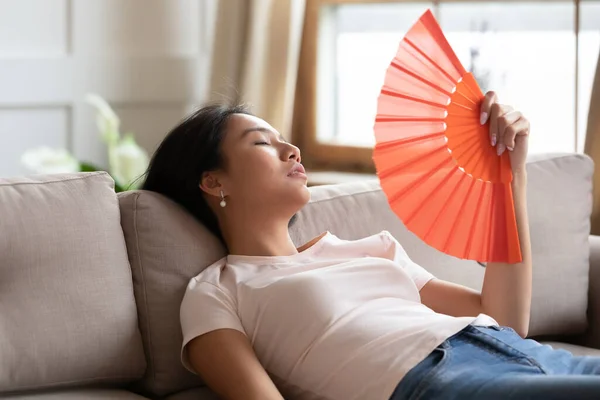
[{"left": 481, "top": 172, "right": 532, "bottom": 337}]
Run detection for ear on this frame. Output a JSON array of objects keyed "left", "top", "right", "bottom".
[{"left": 199, "top": 171, "right": 224, "bottom": 198}]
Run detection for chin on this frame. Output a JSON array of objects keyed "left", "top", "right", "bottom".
[
  {"left": 287, "top": 190, "right": 309, "bottom": 228},
  {"left": 297, "top": 184, "right": 311, "bottom": 205},
  {"left": 280, "top": 184, "right": 310, "bottom": 213}
]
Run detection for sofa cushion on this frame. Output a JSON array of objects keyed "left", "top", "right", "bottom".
[
  {"left": 290, "top": 153, "right": 593, "bottom": 337},
  {"left": 0, "top": 172, "right": 146, "bottom": 394},
  {"left": 118, "top": 191, "right": 223, "bottom": 397}
]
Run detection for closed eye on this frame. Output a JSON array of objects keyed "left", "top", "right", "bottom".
[{"left": 255, "top": 141, "right": 270, "bottom": 145}]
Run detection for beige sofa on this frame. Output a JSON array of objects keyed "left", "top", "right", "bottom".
[{"left": 1, "top": 153, "right": 599, "bottom": 400}]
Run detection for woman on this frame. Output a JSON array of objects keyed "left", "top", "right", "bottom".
[{"left": 142, "top": 92, "right": 600, "bottom": 400}]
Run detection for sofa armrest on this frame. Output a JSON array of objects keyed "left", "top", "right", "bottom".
[{"left": 583, "top": 235, "right": 600, "bottom": 349}]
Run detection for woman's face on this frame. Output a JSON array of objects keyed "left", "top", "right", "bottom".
[{"left": 210, "top": 113, "right": 310, "bottom": 218}]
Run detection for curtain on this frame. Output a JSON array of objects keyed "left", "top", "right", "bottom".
[
  {"left": 208, "top": 0, "right": 306, "bottom": 139},
  {"left": 584, "top": 50, "right": 600, "bottom": 234}
]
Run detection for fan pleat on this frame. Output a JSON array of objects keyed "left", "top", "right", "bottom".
[
  {"left": 390, "top": 62, "right": 453, "bottom": 97},
  {"left": 387, "top": 154, "right": 452, "bottom": 206},
  {"left": 465, "top": 183, "right": 488, "bottom": 258},
  {"left": 378, "top": 142, "right": 447, "bottom": 181},
  {"left": 442, "top": 178, "right": 475, "bottom": 253},
  {"left": 380, "top": 89, "right": 447, "bottom": 109},
  {"left": 422, "top": 172, "right": 467, "bottom": 248},
  {"left": 376, "top": 117, "right": 445, "bottom": 123},
  {"left": 419, "top": 11, "right": 466, "bottom": 76},
  {"left": 451, "top": 133, "right": 480, "bottom": 156},
  {"left": 404, "top": 39, "right": 457, "bottom": 84},
  {"left": 403, "top": 158, "right": 457, "bottom": 225},
  {"left": 375, "top": 130, "right": 446, "bottom": 152}
]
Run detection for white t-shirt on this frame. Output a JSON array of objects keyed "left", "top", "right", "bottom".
[{"left": 180, "top": 231, "right": 497, "bottom": 400}]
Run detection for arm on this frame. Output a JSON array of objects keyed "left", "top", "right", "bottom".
[
  {"left": 187, "top": 329, "right": 284, "bottom": 400},
  {"left": 480, "top": 172, "right": 531, "bottom": 336},
  {"left": 180, "top": 279, "right": 284, "bottom": 400},
  {"left": 420, "top": 92, "right": 532, "bottom": 338}
]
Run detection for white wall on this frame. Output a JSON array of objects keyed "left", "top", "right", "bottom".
[{"left": 0, "top": 0, "right": 217, "bottom": 177}]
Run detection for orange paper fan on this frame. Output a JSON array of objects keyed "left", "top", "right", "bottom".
[{"left": 373, "top": 9, "right": 522, "bottom": 263}]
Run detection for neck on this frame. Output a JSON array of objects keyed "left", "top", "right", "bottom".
[{"left": 221, "top": 212, "right": 298, "bottom": 257}]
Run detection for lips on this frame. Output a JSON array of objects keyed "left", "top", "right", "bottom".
[{"left": 287, "top": 163, "right": 306, "bottom": 177}]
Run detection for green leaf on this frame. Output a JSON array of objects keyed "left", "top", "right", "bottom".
[
  {"left": 79, "top": 162, "right": 104, "bottom": 172},
  {"left": 79, "top": 161, "right": 125, "bottom": 192},
  {"left": 114, "top": 182, "right": 126, "bottom": 193}
]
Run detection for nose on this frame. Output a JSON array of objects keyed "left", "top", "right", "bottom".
[{"left": 284, "top": 143, "right": 301, "bottom": 163}]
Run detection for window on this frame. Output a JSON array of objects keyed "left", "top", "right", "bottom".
[
  {"left": 579, "top": 1, "right": 600, "bottom": 152},
  {"left": 440, "top": 2, "right": 576, "bottom": 154},
  {"left": 295, "top": 0, "right": 600, "bottom": 170}
]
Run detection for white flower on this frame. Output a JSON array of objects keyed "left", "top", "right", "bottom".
[
  {"left": 21, "top": 147, "right": 80, "bottom": 174},
  {"left": 109, "top": 133, "right": 149, "bottom": 190},
  {"left": 85, "top": 93, "right": 120, "bottom": 146}
]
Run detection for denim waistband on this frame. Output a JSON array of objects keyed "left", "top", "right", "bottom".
[{"left": 387, "top": 324, "right": 596, "bottom": 400}]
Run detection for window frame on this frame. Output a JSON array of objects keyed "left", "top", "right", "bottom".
[{"left": 293, "top": 0, "right": 584, "bottom": 172}]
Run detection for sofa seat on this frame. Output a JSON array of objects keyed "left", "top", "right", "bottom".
[
  {"left": 1, "top": 388, "right": 151, "bottom": 399},
  {"left": 541, "top": 342, "right": 600, "bottom": 357}
]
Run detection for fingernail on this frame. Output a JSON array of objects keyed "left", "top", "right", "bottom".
[
  {"left": 491, "top": 135, "right": 496, "bottom": 146},
  {"left": 506, "top": 145, "right": 514, "bottom": 151},
  {"left": 480, "top": 112, "right": 488, "bottom": 125},
  {"left": 497, "top": 143, "right": 506, "bottom": 156}
]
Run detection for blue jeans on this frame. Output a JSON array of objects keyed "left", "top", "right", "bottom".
[{"left": 390, "top": 325, "right": 600, "bottom": 400}]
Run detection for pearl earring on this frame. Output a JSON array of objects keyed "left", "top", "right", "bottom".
[{"left": 219, "top": 190, "right": 227, "bottom": 208}]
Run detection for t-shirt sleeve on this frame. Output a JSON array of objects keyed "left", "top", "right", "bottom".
[
  {"left": 180, "top": 278, "right": 245, "bottom": 373},
  {"left": 382, "top": 231, "right": 435, "bottom": 290}
]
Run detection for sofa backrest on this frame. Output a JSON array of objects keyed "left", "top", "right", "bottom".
[
  {"left": 290, "top": 153, "right": 593, "bottom": 337},
  {"left": 119, "top": 152, "right": 592, "bottom": 396},
  {"left": 0, "top": 172, "right": 145, "bottom": 395}
]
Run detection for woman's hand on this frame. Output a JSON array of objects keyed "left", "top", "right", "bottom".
[{"left": 480, "top": 91, "right": 531, "bottom": 175}]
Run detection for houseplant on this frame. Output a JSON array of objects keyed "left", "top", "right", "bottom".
[{"left": 21, "top": 94, "right": 149, "bottom": 192}]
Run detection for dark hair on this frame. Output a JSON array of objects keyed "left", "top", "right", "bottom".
[{"left": 140, "top": 103, "right": 252, "bottom": 242}]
